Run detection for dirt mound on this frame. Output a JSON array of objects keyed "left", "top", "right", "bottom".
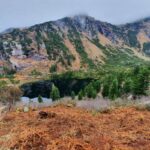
[{"left": 1, "top": 106, "right": 150, "bottom": 150}]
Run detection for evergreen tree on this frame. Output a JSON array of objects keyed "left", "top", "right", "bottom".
[
  {"left": 50, "top": 84, "right": 60, "bottom": 101},
  {"left": 84, "top": 83, "right": 97, "bottom": 99},
  {"left": 132, "top": 68, "right": 149, "bottom": 95},
  {"left": 92, "top": 80, "right": 101, "bottom": 92},
  {"left": 71, "top": 91, "right": 75, "bottom": 100},
  {"left": 102, "top": 83, "right": 109, "bottom": 98},
  {"left": 109, "top": 78, "right": 119, "bottom": 100},
  {"left": 102, "top": 75, "right": 112, "bottom": 98},
  {"left": 123, "top": 78, "right": 132, "bottom": 94},
  {"left": 91, "top": 89, "right": 97, "bottom": 99},
  {"left": 133, "top": 65, "right": 140, "bottom": 75},
  {"left": 78, "top": 90, "right": 83, "bottom": 100},
  {"left": 38, "top": 95, "right": 43, "bottom": 103}
]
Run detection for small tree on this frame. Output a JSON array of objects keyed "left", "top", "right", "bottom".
[
  {"left": 91, "top": 89, "right": 97, "bottom": 99},
  {"left": 102, "top": 77, "right": 111, "bottom": 98},
  {"left": 132, "top": 70, "right": 149, "bottom": 95},
  {"left": 123, "top": 78, "right": 132, "bottom": 94},
  {"left": 50, "top": 84, "right": 60, "bottom": 101},
  {"left": 38, "top": 95, "right": 43, "bottom": 103},
  {"left": 78, "top": 90, "right": 83, "bottom": 100},
  {"left": 92, "top": 80, "right": 101, "bottom": 92},
  {"left": 109, "top": 78, "right": 119, "bottom": 100},
  {"left": 71, "top": 91, "right": 75, "bottom": 100},
  {"left": 84, "top": 83, "right": 97, "bottom": 99}
]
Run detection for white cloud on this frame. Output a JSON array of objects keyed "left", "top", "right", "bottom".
[{"left": 0, "top": 0, "right": 150, "bottom": 31}]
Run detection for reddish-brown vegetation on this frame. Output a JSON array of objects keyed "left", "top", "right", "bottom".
[{"left": 1, "top": 106, "right": 150, "bottom": 150}]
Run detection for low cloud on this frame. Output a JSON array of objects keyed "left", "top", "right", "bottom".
[{"left": 0, "top": 0, "right": 150, "bottom": 31}]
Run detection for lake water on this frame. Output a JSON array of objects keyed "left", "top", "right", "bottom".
[{"left": 16, "top": 97, "right": 53, "bottom": 108}]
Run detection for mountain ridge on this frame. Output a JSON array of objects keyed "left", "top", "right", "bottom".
[
  {"left": 0, "top": 15, "right": 149, "bottom": 75},
  {"left": 2, "top": 14, "right": 150, "bottom": 34}
]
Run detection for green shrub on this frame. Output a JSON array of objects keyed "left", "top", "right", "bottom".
[
  {"left": 50, "top": 64, "right": 57, "bottom": 73},
  {"left": 30, "top": 69, "right": 42, "bottom": 76},
  {"left": 0, "top": 80, "right": 8, "bottom": 89},
  {"left": 3, "top": 66, "right": 16, "bottom": 75},
  {"left": 127, "top": 30, "right": 139, "bottom": 47},
  {"left": 143, "top": 42, "right": 150, "bottom": 55}
]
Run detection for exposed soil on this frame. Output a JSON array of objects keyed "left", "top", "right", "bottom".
[
  {"left": 1, "top": 105, "right": 150, "bottom": 150},
  {"left": 82, "top": 37, "right": 105, "bottom": 64}
]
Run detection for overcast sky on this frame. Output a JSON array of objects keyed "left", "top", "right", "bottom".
[{"left": 0, "top": 0, "right": 150, "bottom": 32}]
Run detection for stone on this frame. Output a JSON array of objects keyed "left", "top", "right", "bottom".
[
  {"left": 38, "top": 111, "right": 48, "bottom": 119},
  {"left": 24, "top": 106, "right": 29, "bottom": 112},
  {"left": 38, "top": 111, "right": 56, "bottom": 119}
]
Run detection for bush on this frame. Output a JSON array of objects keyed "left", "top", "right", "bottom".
[
  {"left": 9, "top": 79, "right": 20, "bottom": 85},
  {"left": 0, "top": 80, "right": 8, "bottom": 89},
  {"left": 50, "top": 64, "right": 57, "bottom": 73},
  {"left": 0, "top": 86, "right": 22, "bottom": 110},
  {"left": 127, "top": 30, "right": 139, "bottom": 47},
  {"left": 3, "top": 66, "right": 16, "bottom": 75},
  {"left": 30, "top": 69, "right": 42, "bottom": 76},
  {"left": 143, "top": 42, "right": 150, "bottom": 55}
]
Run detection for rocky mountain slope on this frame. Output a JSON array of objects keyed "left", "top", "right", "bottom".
[{"left": 0, "top": 15, "right": 150, "bottom": 74}]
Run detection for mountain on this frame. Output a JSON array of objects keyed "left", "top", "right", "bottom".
[{"left": 0, "top": 15, "right": 150, "bottom": 74}]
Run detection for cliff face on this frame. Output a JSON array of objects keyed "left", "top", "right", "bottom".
[{"left": 0, "top": 15, "right": 150, "bottom": 74}]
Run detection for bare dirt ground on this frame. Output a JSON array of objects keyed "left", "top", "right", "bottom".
[{"left": 1, "top": 105, "right": 150, "bottom": 150}]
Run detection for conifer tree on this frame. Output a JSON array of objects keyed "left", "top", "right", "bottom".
[
  {"left": 84, "top": 83, "right": 97, "bottom": 99},
  {"left": 78, "top": 90, "right": 83, "bottom": 100},
  {"left": 71, "top": 91, "right": 75, "bottom": 100},
  {"left": 50, "top": 84, "right": 60, "bottom": 101},
  {"left": 109, "top": 78, "right": 119, "bottom": 100},
  {"left": 123, "top": 78, "right": 132, "bottom": 94},
  {"left": 38, "top": 95, "right": 43, "bottom": 103}
]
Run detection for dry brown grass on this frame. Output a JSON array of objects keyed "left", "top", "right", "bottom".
[{"left": 1, "top": 105, "right": 150, "bottom": 149}]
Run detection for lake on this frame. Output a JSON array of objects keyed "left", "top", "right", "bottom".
[{"left": 16, "top": 97, "right": 53, "bottom": 108}]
